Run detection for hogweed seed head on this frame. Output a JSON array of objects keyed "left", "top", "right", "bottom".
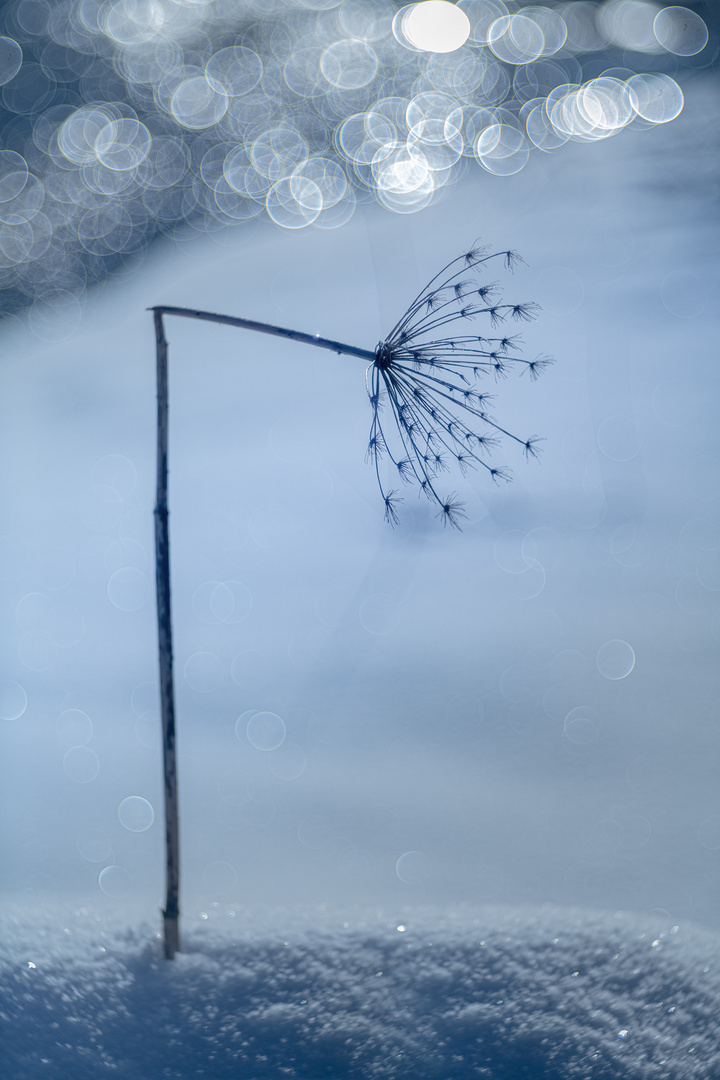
[
  {"left": 154, "top": 249, "right": 552, "bottom": 535},
  {"left": 437, "top": 494, "right": 468, "bottom": 530},
  {"left": 367, "top": 242, "right": 553, "bottom": 527},
  {"left": 383, "top": 491, "right": 403, "bottom": 526}
]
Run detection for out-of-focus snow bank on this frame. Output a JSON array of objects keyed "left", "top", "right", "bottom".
[{"left": 1, "top": 903, "right": 718, "bottom": 1079}]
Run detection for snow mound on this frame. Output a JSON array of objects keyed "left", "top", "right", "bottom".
[{"left": 1, "top": 903, "right": 718, "bottom": 1079}]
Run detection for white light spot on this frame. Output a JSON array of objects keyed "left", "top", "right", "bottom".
[
  {"left": 90, "top": 454, "right": 137, "bottom": 498},
  {"left": 493, "top": 530, "right": 527, "bottom": 574},
  {"left": 597, "top": 0, "right": 662, "bottom": 53},
  {"left": 321, "top": 39, "right": 378, "bottom": 89},
  {"left": 246, "top": 711, "right": 286, "bottom": 751},
  {"left": 596, "top": 416, "right": 641, "bottom": 462},
  {"left": 596, "top": 639, "right": 635, "bottom": 680},
  {"left": 212, "top": 580, "right": 252, "bottom": 623},
  {"left": 135, "top": 709, "right": 159, "bottom": 750},
  {"left": 77, "top": 828, "right": 112, "bottom": 863},
  {"left": 118, "top": 796, "right": 154, "bottom": 832},
  {"left": 661, "top": 270, "right": 710, "bottom": 319},
  {"left": 627, "top": 73, "right": 683, "bottom": 124},
  {"left": 654, "top": 6, "right": 708, "bottom": 56},
  {"left": 550, "top": 650, "right": 588, "bottom": 681},
  {"left": 98, "top": 865, "right": 132, "bottom": 898},
  {"left": 104, "top": 538, "right": 147, "bottom": 575},
  {"left": 0, "top": 678, "right": 27, "bottom": 720},
  {"left": 563, "top": 706, "right": 600, "bottom": 745},
  {"left": 487, "top": 14, "right": 545, "bottom": 64},
  {"left": 396, "top": 850, "right": 431, "bottom": 884},
  {"left": 0, "top": 37, "right": 23, "bottom": 86},
  {"left": 171, "top": 77, "right": 228, "bottom": 130},
  {"left": 63, "top": 746, "right": 100, "bottom": 783},
  {"left": 699, "top": 816, "right": 720, "bottom": 851},
  {"left": 509, "top": 558, "right": 546, "bottom": 600},
  {"left": 56, "top": 708, "right": 93, "bottom": 746},
  {"left": 108, "top": 567, "right": 149, "bottom": 611},
  {"left": 184, "top": 651, "right": 223, "bottom": 693},
  {"left": 404, "top": 2, "right": 471, "bottom": 53},
  {"left": 130, "top": 681, "right": 156, "bottom": 716}
]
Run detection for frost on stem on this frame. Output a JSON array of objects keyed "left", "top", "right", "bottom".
[{"left": 366, "top": 243, "right": 553, "bottom": 528}]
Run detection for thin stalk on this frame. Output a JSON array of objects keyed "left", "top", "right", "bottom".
[
  {"left": 151, "top": 307, "right": 371, "bottom": 959},
  {"left": 150, "top": 307, "right": 374, "bottom": 362},
  {"left": 154, "top": 310, "right": 179, "bottom": 960}
]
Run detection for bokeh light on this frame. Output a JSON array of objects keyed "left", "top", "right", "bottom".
[
  {"left": 0, "top": 36, "right": 22, "bottom": 85},
  {"left": 596, "top": 639, "right": 636, "bottom": 680},
  {"left": 563, "top": 705, "right": 600, "bottom": 745},
  {"left": 246, "top": 710, "right": 286, "bottom": 751},
  {"left": 402, "top": 2, "right": 472, "bottom": 54},
  {"left": 184, "top": 650, "right": 224, "bottom": 692},
  {"left": 108, "top": 566, "right": 150, "bottom": 611},
  {"left": 62, "top": 745, "right": 100, "bottom": 783},
  {"left": 653, "top": 6, "right": 709, "bottom": 55},
  {"left": 56, "top": 708, "right": 93, "bottom": 745},
  {"left": 118, "top": 795, "right": 155, "bottom": 832},
  {"left": 98, "top": 864, "right": 132, "bottom": 898},
  {"left": 77, "top": 828, "right": 112, "bottom": 863},
  {"left": 396, "top": 850, "right": 432, "bottom": 884},
  {"left": 0, "top": 677, "right": 27, "bottom": 720},
  {"left": 0, "top": 0, "right": 706, "bottom": 325}
]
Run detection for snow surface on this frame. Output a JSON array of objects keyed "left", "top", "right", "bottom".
[{"left": 2, "top": 903, "right": 719, "bottom": 1079}]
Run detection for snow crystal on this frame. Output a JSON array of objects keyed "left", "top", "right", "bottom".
[{"left": 1, "top": 902, "right": 718, "bottom": 1079}]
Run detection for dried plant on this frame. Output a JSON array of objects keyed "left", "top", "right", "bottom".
[
  {"left": 367, "top": 243, "right": 552, "bottom": 529},
  {"left": 150, "top": 242, "right": 551, "bottom": 958}
]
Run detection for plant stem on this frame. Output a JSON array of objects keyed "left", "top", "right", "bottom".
[
  {"left": 150, "top": 306, "right": 375, "bottom": 362},
  {"left": 151, "top": 307, "right": 371, "bottom": 958},
  {"left": 154, "top": 310, "right": 179, "bottom": 961}
]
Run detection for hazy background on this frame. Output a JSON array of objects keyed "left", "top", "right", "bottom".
[{"left": 0, "top": 1, "right": 718, "bottom": 934}]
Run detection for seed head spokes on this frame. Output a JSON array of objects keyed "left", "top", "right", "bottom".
[
  {"left": 382, "top": 491, "right": 403, "bottom": 525},
  {"left": 436, "top": 494, "right": 467, "bottom": 530},
  {"left": 510, "top": 302, "right": 541, "bottom": 322},
  {"left": 523, "top": 355, "right": 555, "bottom": 380},
  {"left": 367, "top": 244, "right": 552, "bottom": 528}
]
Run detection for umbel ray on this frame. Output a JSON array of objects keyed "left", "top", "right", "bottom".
[{"left": 150, "top": 241, "right": 553, "bottom": 957}]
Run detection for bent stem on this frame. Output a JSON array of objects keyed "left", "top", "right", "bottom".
[{"left": 151, "top": 306, "right": 371, "bottom": 959}]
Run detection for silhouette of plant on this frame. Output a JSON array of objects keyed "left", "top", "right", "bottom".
[
  {"left": 150, "top": 243, "right": 550, "bottom": 958},
  {"left": 367, "top": 244, "right": 552, "bottom": 529}
]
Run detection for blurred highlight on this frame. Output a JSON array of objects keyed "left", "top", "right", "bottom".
[{"left": 0, "top": 0, "right": 710, "bottom": 327}]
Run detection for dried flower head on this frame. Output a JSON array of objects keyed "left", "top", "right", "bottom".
[{"left": 366, "top": 244, "right": 553, "bottom": 527}]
